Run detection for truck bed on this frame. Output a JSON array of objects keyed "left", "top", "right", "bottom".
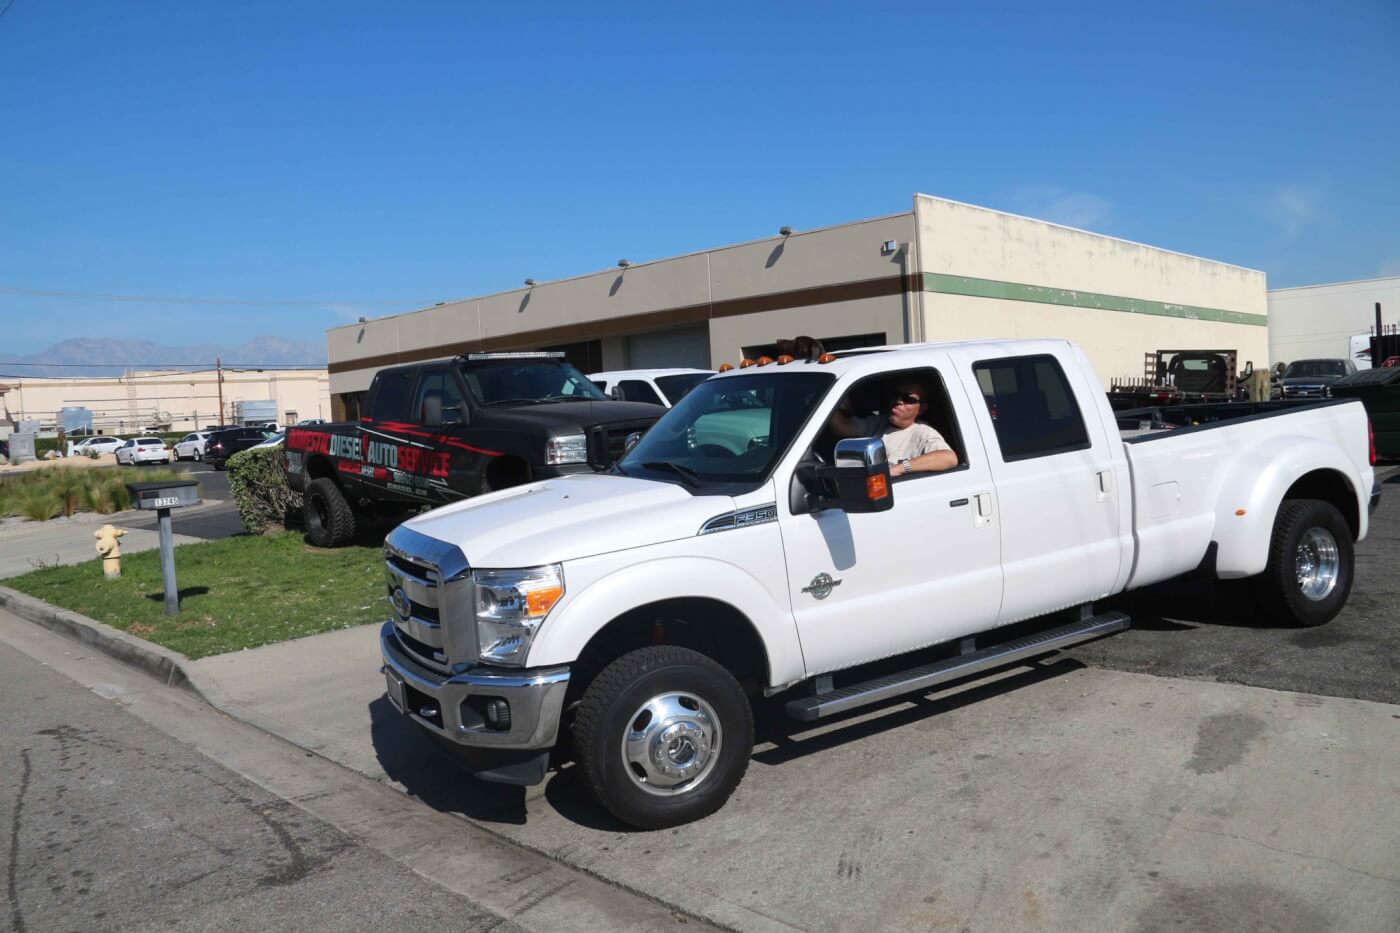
[{"left": 1117, "top": 398, "right": 1372, "bottom": 591}]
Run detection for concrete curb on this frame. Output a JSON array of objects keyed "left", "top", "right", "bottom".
[{"left": 0, "top": 585, "right": 223, "bottom": 703}]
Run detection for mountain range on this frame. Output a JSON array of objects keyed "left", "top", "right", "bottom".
[{"left": 0, "top": 337, "right": 327, "bottom": 378}]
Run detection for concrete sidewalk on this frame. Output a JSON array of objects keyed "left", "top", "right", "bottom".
[
  {"left": 0, "top": 513, "right": 204, "bottom": 579},
  {"left": 180, "top": 623, "right": 1400, "bottom": 933}
]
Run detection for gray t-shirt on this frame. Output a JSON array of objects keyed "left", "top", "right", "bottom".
[{"left": 853, "top": 415, "right": 952, "bottom": 463}]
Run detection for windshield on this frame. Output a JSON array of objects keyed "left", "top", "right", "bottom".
[
  {"left": 619, "top": 371, "right": 834, "bottom": 491},
  {"left": 459, "top": 360, "right": 610, "bottom": 406},
  {"left": 655, "top": 372, "right": 713, "bottom": 405},
  {"left": 1284, "top": 360, "right": 1347, "bottom": 378}
]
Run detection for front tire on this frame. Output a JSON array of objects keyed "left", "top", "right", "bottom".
[
  {"left": 1252, "top": 499, "right": 1353, "bottom": 627},
  {"left": 573, "top": 646, "right": 753, "bottom": 829},
  {"left": 304, "top": 477, "right": 357, "bottom": 548}
]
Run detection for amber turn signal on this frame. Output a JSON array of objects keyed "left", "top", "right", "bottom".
[{"left": 866, "top": 474, "right": 889, "bottom": 500}]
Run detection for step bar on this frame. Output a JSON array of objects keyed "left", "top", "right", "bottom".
[{"left": 785, "top": 610, "right": 1130, "bottom": 722}]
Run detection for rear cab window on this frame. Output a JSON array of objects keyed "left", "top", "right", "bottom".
[
  {"left": 972, "top": 354, "right": 1090, "bottom": 461},
  {"left": 370, "top": 370, "right": 416, "bottom": 421}
]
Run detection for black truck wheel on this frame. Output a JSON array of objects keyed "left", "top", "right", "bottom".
[
  {"left": 572, "top": 645, "right": 752, "bottom": 830},
  {"left": 305, "top": 477, "right": 357, "bottom": 548},
  {"left": 1252, "top": 498, "right": 1353, "bottom": 627}
]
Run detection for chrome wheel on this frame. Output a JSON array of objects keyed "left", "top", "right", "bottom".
[
  {"left": 1295, "top": 527, "right": 1340, "bottom": 601},
  {"left": 621, "top": 691, "right": 722, "bottom": 797}
]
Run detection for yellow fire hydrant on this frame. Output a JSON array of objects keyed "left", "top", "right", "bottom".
[{"left": 95, "top": 524, "right": 127, "bottom": 579}]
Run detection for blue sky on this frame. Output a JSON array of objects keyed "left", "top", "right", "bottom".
[{"left": 2, "top": 0, "right": 1397, "bottom": 359}]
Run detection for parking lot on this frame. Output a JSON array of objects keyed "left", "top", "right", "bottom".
[{"left": 344, "top": 467, "right": 1399, "bottom": 931}]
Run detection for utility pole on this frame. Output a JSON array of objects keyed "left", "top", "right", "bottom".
[{"left": 215, "top": 357, "right": 225, "bottom": 428}]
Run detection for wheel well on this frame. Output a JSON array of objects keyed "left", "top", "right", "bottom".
[
  {"left": 305, "top": 454, "right": 339, "bottom": 484},
  {"left": 569, "top": 598, "right": 771, "bottom": 701},
  {"left": 486, "top": 455, "right": 530, "bottom": 489},
  {"left": 1283, "top": 469, "right": 1358, "bottom": 539}
]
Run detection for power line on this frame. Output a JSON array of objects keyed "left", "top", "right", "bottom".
[
  {"left": 0, "top": 1, "right": 17, "bottom": 22},
  {"left": 0, "top": 361, "right": 324, "bottom": 369},
  {"left": 0, "top": 285, "right": 424, "bottom": 307}
]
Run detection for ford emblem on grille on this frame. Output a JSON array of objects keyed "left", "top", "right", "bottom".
[{"left": 390, "top": 586, "right": 412, "bottom": 620}]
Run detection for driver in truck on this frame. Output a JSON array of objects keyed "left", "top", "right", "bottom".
[{"left": 828, "top": 377, "right": 958, "bottom": 476}]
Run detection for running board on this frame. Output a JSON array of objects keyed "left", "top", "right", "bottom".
[{"left": 785, "top": 611, "right": 1130, "bottom": 722}]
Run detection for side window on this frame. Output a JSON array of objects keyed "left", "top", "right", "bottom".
[
  {"left": 618, "top": 379, "right": 664, "bottom": 406},
  {"left": 371, "top": 371, "right": 414, "bottom": 422},
  {"left": 972, "top": 354, "right": 1090, "bottom": 461},
  {"left": 818, "top": 366, "right": 966, "bottom": 475},
  {"left": 412, "top": 368, "right": 466, "bottom": 424}
]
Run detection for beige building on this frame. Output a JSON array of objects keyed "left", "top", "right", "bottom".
[
  {"left": 326, "top": 194, "right": 1269, "bottom": 417},
  {"left": 0, "top": 367, "right": 330, "bottom": 435}
]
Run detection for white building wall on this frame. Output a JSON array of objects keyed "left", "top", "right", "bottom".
[
  {"left": 3, "top": 369, "right": 330, "bottom": 434},
  {"left": 1267, "top": 277, "right": 1400, "bottom": 364},
  {"left": 913, "top": 195, "right": 1270, "bottom": 386}
]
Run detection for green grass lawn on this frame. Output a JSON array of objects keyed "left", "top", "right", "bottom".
[{"left": 5, "top": 532, "right": 386, "bottom": 659}]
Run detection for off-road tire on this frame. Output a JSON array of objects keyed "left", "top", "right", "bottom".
[
  {"left": 1252, "top": 498, "right": 1353, "bottom": 627},
  {"left": 573, "top": 645, "right": 753, "bottom": 830},
  {"left": 305, "top": 477, "right": 357, "bottom": 548}
]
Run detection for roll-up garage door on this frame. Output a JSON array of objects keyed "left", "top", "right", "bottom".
[{"left": 627, "top": 325, "right": 710, "bottom": 369}]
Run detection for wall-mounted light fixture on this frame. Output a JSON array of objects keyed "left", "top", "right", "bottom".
[
  {"left": 617, "top": 259, "right": 631, "bottom": 268},
  {"left": 881, "top": 240, "right": 898, "bottom": 255},
  {"left": 779, "top": 226, "right": 794, "bottom": 236}
]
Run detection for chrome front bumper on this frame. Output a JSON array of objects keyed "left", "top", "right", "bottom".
[{"left": 379, "top": 621, "right": 569, "bottom": 752}]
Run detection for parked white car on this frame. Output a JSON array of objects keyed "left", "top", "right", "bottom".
[
  {"left": 382, "top": 338, "right": 1378, "bottom": 829},
  {"left": 589, "top": 368, "right": 715, "bottom": 408},
  {"left": 115, "top": 437, "right": 171, "bottom": 465},
  {"left": 252, "top": 431, "right": 285, "bottom": 450},
  {"left": 73, "top": 436, "right": 124, "bottom": 457},
  {"left": 173, "top": 432, "right": 212, "bottom": 461}
]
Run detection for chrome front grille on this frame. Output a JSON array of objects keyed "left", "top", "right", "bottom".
[{"left": 384, "top": 525, "right": 475, "bottom": 673}]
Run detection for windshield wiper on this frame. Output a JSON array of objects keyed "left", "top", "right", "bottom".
[
  {"left": 640, "top": 461, "right": 701, "bottom": 487},
  {"left": 483, "top": 397, "right": 548, "bottom": 407}
]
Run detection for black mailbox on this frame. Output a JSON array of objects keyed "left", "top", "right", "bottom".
[
  {"left": 126, "top": 480, "right": 201, "bottom": 511},
  {"left": 124, "top": 479, "right": 201, "bottom": 614}
]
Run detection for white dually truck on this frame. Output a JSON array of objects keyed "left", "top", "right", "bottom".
[{"left": 379, "top": 339, "right": 1380, "bottom": 828}]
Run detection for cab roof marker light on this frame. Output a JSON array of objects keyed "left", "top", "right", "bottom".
[
  {"left": 776, "top": 355, "right": 794, "bottom": 365},
  {"left": 739, "top": 358, "right": 757, "bottom": 369},
  {"left": 717, "top": 363, "right": 735, "bottom": 373},
  {"left": 818, "top": 353, "right": 837, "bottom": 364},
  {"left": 757, "top": 356, "right": 774, "bottom": 366}
]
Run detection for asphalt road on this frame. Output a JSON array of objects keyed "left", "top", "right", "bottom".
[
  {"left": 111, "top": 460, "right": 246, "bottom": 541},
  {"left": 0, "top": 639, "right": 518, "bottom": 933},
  {"left": 1069, "top": 466, "right": 1400, "bottom": 704}
]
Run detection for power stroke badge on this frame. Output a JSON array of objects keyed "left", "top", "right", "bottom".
[{"left": 802, "top": 572, "right": 842, "bottom": 600}]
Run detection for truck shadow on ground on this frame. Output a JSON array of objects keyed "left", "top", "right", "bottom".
[
  {"left": 367, "top": 696, "right": 532, "bottom": 825},
  {"left": 1103, "top": 575, "right": 1274, "bottom": 631}
]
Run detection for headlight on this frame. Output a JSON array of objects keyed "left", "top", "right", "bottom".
[
  {"left": 473, "top": 565, "right": 564, "bottom": 666},
  {"left": 545, "top": 433, "right": 588, "bottom": 465}
]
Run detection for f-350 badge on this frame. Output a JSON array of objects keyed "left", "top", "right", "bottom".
[{"left": 802, "top": 572, "right": 842, "bottom": 600}]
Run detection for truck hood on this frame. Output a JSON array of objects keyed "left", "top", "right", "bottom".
[
  {"left": 474, "top": 399, "right": 663, "bottom": 433},
  {"left": 1281, "top": 376, "right": 1344, "bottom": 387},
  {"left": 401, "top": 473, "right": 732, "bottom": 567}
]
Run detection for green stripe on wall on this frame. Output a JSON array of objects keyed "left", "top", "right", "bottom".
[{"left": 922, "top": 273, "right": 1268, "bottom": 326}]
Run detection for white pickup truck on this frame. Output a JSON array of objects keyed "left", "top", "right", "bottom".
[{"left": 379, "top": 339, "right": 1380, "bottom": 828}]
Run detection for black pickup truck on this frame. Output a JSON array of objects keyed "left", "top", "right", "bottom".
[{"left": 286, "top": 352, "right": 664, "bottom": 546}]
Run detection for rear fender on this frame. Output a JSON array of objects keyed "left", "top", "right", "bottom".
[
  {"left": 1212, "top": 436, "right": 1363, "bottom": 579},
  {"left": 526, "top": 556, "right": 803, "bottom": 688}
]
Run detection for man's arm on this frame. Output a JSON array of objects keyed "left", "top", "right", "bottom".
[
  {"left": 827, "top": 406, "right": 869, "bottom": 439},
  {"left": 895, "top": 448, "right": 958, "bottom": 475}
]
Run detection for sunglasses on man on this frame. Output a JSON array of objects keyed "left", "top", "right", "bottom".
[{"left": 891, "top": 392, "right": 922, "bottom": 406}]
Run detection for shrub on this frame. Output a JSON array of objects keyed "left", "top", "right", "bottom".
[
  {"left": 48, "top": 468, "right": 87, "bottom": 518},
  {"left": 227, "top": 446, "right": 301, "bottom": 534},
  {"left": 16, "top": 485, "right": 61, "bottom": 522}
]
